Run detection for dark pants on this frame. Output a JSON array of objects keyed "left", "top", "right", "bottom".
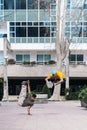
[{"left": 49, "top": 79, "right": 66, "bottom": 96}]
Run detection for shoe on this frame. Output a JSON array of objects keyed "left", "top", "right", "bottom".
[{"left": 28, "top": 113, "right": 32, "bottom": 115}]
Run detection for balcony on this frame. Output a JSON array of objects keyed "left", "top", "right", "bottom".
[
  {"left": 69, "top": 63, "right": 87, "bottom": 77},
  {"left": 0, "top": 62, "right": 87, "bottom": 78},
  {"left": 0, "top": 64, "right": 58, "bottom": 78}
]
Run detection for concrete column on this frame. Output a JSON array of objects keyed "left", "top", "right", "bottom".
[{"left": 2, "top": 38, "right": 8, "bottom": 101}]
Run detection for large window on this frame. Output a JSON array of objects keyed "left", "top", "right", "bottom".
[
  {"left": 4, "top": 0, "right": 14, "bottom": 9},
  {"left": 10, "top": 22, "right": 56, "bottom": 38},
  {"left": 16, "top": 54, "right": 30, "bottom": 64},
  {"left": 71, "top": 27, "right": 82, "bottom": 37},
  {"left": 16, "top": 27, "right": 26, "bottom": 37},
  {"left": 16, "top": 0, "right": 26, "bottom": 9},
  {"left": 28, "top": 27, "right": 38, "bottom": 37},
  {"left": 70, "top": 54, "right": 84, "bottom": 64},
  {"left": 0, "top": 53, "right": 3, "bottom": 64},
  {"left": 40, "top": 27, "right": 50, "bottom": 37},
  {"left": 0, "top": 0, "right": 3, "bottom": 10},
  {"left": 28, "top": 0, "right": 38, "bottom": 9},
  {"left": 37, "top": 54, "right": 51, "bottom": 64}
]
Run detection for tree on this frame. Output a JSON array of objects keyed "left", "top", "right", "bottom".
[{"left": 50, "top": 0, "right": 86, "bottom": 100}]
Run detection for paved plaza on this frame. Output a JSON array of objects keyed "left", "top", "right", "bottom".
[{"left": 0, "top": 101, "right": 87, "bottom": 130}]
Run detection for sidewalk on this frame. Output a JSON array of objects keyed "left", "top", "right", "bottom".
[{"left": 0, "top": 101, "right": 87, "bottom": 130}]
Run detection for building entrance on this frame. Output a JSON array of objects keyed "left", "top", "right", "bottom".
[
  {"left": 0, "top": 82, "right": 3, "bottom": 101},
  {"left": 8, "top": 78, "right": 46, "bottom": 96}
]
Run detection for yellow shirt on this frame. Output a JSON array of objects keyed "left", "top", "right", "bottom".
[{"left": 48, "top": 71, "right": 66, "bottom": 79}]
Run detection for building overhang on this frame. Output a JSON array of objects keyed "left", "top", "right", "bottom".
[
  {"left": 69, "top": 43, "right": 87, "bottom": 52},
  {"left": 11, "top": 43, "right": 56, "bottom": 51}
]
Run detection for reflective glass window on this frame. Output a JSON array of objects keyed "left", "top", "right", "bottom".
[
  {"left": 44, "top": 55, "right": 51, "bottom": 62},
  {"left": 0, "top": 53, "right": 3, "bottom": 64},
  {"left": 70, "top": 54, "right": 76, "bottom": 62},
  {"left": 28, "top": 27, "right": 38, "bottom": 37},
  {"left": 16, "top": 55, "right": 22, "bottom": 63},
  {"left": 16, "top": 0, "right": 26, "bottom": 9},
  {"left": 37, "top": 54, "right": 51, "bottom": 63},
  {"left": 4, "top": 0, "right": 14, "bottom": 9},
  {"left": 77, "top": 55, "right": 83, "bottom": 61},
  {"left": 37, "top": 55, "right": 43, "bottom": 63},
  {"left": 28, "top": 0, "right": 38, "bottom": 9},
  {"left": 71, "top": 27, "right": 82, "bottom": 37},
  {"left": 40, "top": 0, "right": 46, "bottom": 9},
  {"left": 40, "top": 27, "right": 50, "bottom": 37},
  {"left": 24, "top": 55, "right": 30, "bottom": 62},
  {"left": 84, "top": 4, "right": 87, "bottom": 9},
  {"left": 16, "top": 27, "right": 26, "bottom": 37},
  {"left": 83, "top": 27, "right": 87, "bottom": 37}
]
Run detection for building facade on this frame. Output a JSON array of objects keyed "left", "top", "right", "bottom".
[{"left": 0, "top": 0, "right": 87, "bottom": 100}]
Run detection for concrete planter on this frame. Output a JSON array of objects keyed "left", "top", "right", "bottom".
[
  {"left": 35, "top": 94, "right": 48, "bottom": 104},
  {"left": 80, "top": 100, "right": 87, "bottom": 108}
]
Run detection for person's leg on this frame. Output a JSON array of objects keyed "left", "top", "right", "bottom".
[
  {"left": 27, "top": 106, "right": 31, "bottom": 115},
  {"left": 50, "top": 83, "right": 54, "bottom": 95}
]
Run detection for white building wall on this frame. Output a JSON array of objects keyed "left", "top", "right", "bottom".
[
  {"left": 11, "top": 43, "right": 55, "bottom": 51},
  {"left": 0, "top": 39, "right": 4, "bottom": 51}
]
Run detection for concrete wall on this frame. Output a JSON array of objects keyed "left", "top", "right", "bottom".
[{"left": 0, "top": 64, "right": 87, "bottom": 78}]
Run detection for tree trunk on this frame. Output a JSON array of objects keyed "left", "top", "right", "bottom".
[{"left": 48, "top": 84, "right": 61, "bottom": 100}]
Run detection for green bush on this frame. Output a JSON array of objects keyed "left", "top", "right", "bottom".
[
  {"left": 48, "top": 60, "right": 56, "bottom": 64},
  {"left": 8, "top": 59, "right": 15, "bottom": 64},
  {"left": 66, "top": 92, "right": 79, "bottom": 100},
  {"left": 42, "top": 84, "right": 51, "bottom": 98},
  {"left": 78, "top": 88, "right": 87, "bottom": 103},
  {"left": 23, "top": 61, "right": 30, "bottom": 65}
]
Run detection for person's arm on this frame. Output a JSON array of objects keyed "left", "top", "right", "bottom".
[
  {"left": 54, "top": 78, "right": 63, "bottom": 86},
  {"left": 27, "top": 80, "right": 31, "bottom": 94},
  {"left": 45, "top": 76, "right": 50, "bottom": 82}
]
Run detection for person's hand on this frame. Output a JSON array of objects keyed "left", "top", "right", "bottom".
[
  {"left": 54, "top": 82, "right": 59, "bottom": 86},
  {"left": 28, "top": 80, "right": 30, "bottom": 84},
  {"left": 45, "top": 78, "right": 47, "bottom": 82}
]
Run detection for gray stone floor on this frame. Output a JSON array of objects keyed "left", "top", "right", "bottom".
[{"left": 0, "top": 101, "right": 87, "bottom": 130}]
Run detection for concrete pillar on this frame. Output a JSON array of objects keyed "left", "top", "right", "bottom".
[{"left": 2, "top": 38, "right": 8, "bottom": 101}]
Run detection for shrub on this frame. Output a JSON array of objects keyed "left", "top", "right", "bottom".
[
  {"left": 48, "top": 60, "right": 56, "bottom": 64},
  {"left": 8, "top": 59, "right": 15, "bottom": 64},
  {"left": 23, "top": 61, "right": 30, "bottom": 65},
  {"left": 78, "top": 88, "right": 87, "bottom": 104},
  {"left": 42, "top": 84, "right": 51, "bottom": 98},
  {"left": 65, "top": 92, "right": 79, "bottom": 100},
  {"left": 30, "top": 61, "right": 36, "bottom": 66}
]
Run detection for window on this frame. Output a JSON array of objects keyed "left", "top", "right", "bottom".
[
  {"left": 77, "top": 55, "right": 83, "bottom": 62},
  {"left": 16, "top": 27, "right": 26, "bottom": 37},
  {"left": 71, "top": 27, "right": 82, "bottom": 37},
  {"left": 40, "top": 27, "right": 50, "bottom": 37},
  {"left": 84, "top": 4, "right": 87, "bottom": 9},
  {"left": 0, "top": 0, "right": 3, "bottom": 9},
  {"left": 24, "top": 55, "right": 30, "bottom": 62},
  {"left": 16, "top": 55, "right": 22, "bottom": 63},
  {"left": 70, "top": 54, "right": 84, "bottom": 64},
  {"left": 70, "top": 54, "right": 76, "bottom": 62},
  {"left": 16, "top": 0, "right": 26, "bottom": 9},
  {"left": 37, "top": 54, "right": 51, "bottom": 64},
  {"left": 28, "top": 0, "right": 38, "bottom": 9},
  {"left": 16, "top": 54, "right": 30, "bottom": 64},
  {"left": 28, "top": 27, "right": 38, "bottom": 37},
  {"left": 0, "top": 53, "right": 3, "bottom": 64},
  {"left": 83, "top": 27, "right": 87, "bottom": 37},
  {"left": 40, "top": 0, "right": 46, "bottom": 9},
  {"left": 37, "top": 55, "right": 43, "bottom": 64},
  {"left": 4, "top": 0, "right": 14, "bottom": 9}
]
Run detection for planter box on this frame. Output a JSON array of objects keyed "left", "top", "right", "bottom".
[
  {"left": 35, "top": 94, "right": 48, "bottom": 104},
  {"left": 80, "top": 100, "right": 87, "bottom": 108}
]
